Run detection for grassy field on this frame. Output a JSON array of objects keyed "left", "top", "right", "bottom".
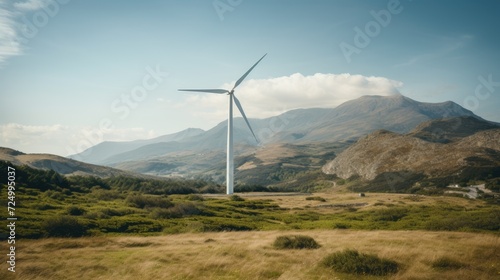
[
  {"left": 5, "top": 190, "right": 499, "bottom": 238},
  {"left": 1, "top": 229, "right": 498, "bottom": 280},
  {"left": 0, "top": 192, "right": 498, "bottom": 279}
]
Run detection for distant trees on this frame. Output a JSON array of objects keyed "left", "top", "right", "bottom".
[
  {"left": 0, "top": 161, "right": 223, "bottom": 195},
  {"left": 67, "top": 175, "right": 109, "bottom": 190},
  {"left": 0, "top": 161, "right": 70, "bottom": 191},
  {"left": 486, "top": 178, "right": 500, "bottom": 192},
  {"left": 105, "top": 176, "right": 218, "bottom": 195}
]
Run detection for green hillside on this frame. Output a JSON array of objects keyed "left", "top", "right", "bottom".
[{"left": 1, "top": 161, "right": 499, "bottom": 240}]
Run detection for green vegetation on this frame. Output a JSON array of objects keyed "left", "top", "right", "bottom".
[
  {"left": 66, "top": 205, "right": 86, "bottom": 216},
  {"left": 272, "top": 235, "right": 320, "bottom": 249},
  {"left": 42, "top": 216, "right": 87, "bottom": 237},
  {"left": 0, "top": 161, "right": 222, "bottom": 195},
  {"left": 321, "top": 249, "right": 399, "bottom": 276},
  {"left": 4, "top": 184, "right": 500, "bottom": 238},
  {"left": 1, "top": 161, "right": 499, "bottom": 239},
  {"left": 305, "top": 196, "right": 326, "bottom": 202},
  {"left": 229, "top": 194, "right": 245, "bottom": 201},
  {"left": 486, "top": 178, "right": 500, "bottom": 192},
  {"left": 126, "top": 194, "right": 173, "bottom": 209}
]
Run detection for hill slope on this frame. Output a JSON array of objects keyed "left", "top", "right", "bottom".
[
  {"left": 0, "top": 147, "right": 135, "bottom": 178},
  {"left": 322, "top": 117, "right": 500, "bottom": 182}
]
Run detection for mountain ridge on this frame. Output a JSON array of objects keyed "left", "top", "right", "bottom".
[
  {"left": 70, "top": 94, "right": 482, "bottom": 170},
  {"left": 68, "top": 128, "right": 204, "bottom": 163}
]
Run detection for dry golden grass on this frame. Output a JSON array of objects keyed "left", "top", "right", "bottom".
[
  {"left": 206, "top": 192, "right": 475, "bottom": 213},
  {"left": 2, "top": 230, "right": 498, "bottom": 280}
]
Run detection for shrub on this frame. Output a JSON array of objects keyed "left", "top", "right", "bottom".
[
  {"left": 322, "top": 249, "right": 399, "bottom": 276},
  {"left": 100, "top": 207, "right": 134, "bottom": 217},
  {"left": 200, "top": 185, "right": 224, "bottom": 194},
  {"left": 333, "top": 223, "right": 350, "bottom": 229},
  {"left": 186, "top": 194, "right": 205, "bottom": 201},
  {"left": 273, "top": 235, "right": 321, "bottom": 249},
  {"left": 43, "top": 216, "right": 87, "bottom": 237},
  {"left": 431, "top": 257, "right": 466, "bottom": 270},
  {"left": 91, "top": 189, "right": 124, "bottom": 200},
  {"left": 150, "top": 202, "right": 203, "bottom": 219},
  {"left": 305, "top": 196, "right": 326, "bottom": 202},
  {"left": 66, "top": 206, "right": 86, "bottom": 216},
  {"left": 126, "top": 194, "right": 173, "bottom": 209},
  {"left": 200, "top": 222, "right": 253, "bottom": 232},
  {"left": 43, "top": 190, "right": 66, "bottom": 201},
  {"left": 230, "top": 195, "right": 245, "bottom": 201},
  {"left": 97, "top": 217, "right": 162, "bottom": 233},
  {"left": 33, "top": 203, "right": 59, "bottom": 210},
  {"left": 372, "top": 207, "right": 408, "bottom": 222}
]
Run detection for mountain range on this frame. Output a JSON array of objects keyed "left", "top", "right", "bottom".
[
  {"left": 2, "top": 94, "right": 497, "bottom": 190},
  {"left": 67, "top": 94, "right": 482, "bottom": 180}
]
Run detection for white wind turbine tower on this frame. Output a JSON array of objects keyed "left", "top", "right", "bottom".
[{"left": 179, "top": 54, "right": 267, "bottom": 195}]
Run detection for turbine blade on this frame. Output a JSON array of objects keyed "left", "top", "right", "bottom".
[
  {"left": 232, "top": 53, "right": 267, "bottom": 91},
  {"left": 233, "top": 95, "right": 259, "bottom": 143},
  {"left": 178, "top": 89, "right": 229, "bottom": 94}
]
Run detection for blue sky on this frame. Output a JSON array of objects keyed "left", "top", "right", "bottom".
[{"left": 1, "top": 0, "right": 499, "bottom": 156}]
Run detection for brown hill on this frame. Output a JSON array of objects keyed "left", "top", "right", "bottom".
[
  {"left": 322, "top": 117, "right": 500, "bottom": 181},
  {"left": 0, "top": 147, "right": 135, "bottom": 178},
  {"left": 409, "top": 116, "right": 500, "bottom": 143}
]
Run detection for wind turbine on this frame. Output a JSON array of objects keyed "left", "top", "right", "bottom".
[{"left": 179, "top": 54, "right": 266, "bottom": 195}]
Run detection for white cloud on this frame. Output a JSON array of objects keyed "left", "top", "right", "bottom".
[
  {"left": 0, "top": 0, "right": 60, "bottom": 65},
  {"left": 183, "top": 73, "right": 403, "bottom": 120},
  {"left": 0, "top": 5, "right": 22, "bottom": 63},
  {"left": 0, "top": 123, "right": 69, "bottom": 154},
  {"left": 0, "top": 123, "right": 159, "bottom": 156}
]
